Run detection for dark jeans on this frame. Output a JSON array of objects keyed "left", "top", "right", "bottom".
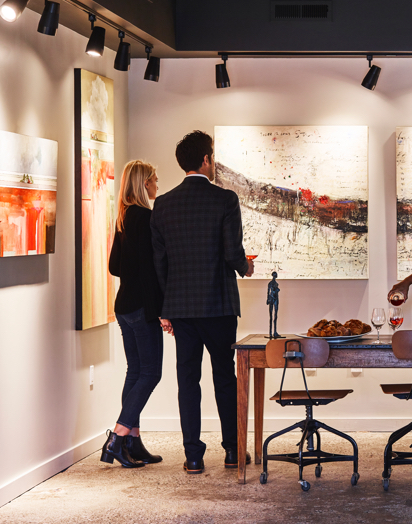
[
  {"left": 116, "top": 308, "right": 163, "bottom": 429},
  {"left": 172, "top": 316, "right": 238, "bottom": 461}
]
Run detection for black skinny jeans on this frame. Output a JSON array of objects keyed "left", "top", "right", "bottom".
[{"left": 116, "top": 307, "right": 163, "bottom": 429}]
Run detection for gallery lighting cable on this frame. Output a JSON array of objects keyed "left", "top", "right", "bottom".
[
  {"left": 0, "top": 0, "right": 154, "bottom": 70},
  {"left": 216, "top": 51, "right": 412, "bottom": 90},
  {"left": 62, "top": 0, "right": 152, "bottom": 50}
]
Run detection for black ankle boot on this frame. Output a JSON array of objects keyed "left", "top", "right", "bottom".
[
  {"left": 100, "top": 430, "right": 145, "bottom": 468},
  {"left": 124, "top": 435, "right": 163, "bottom": 464}
]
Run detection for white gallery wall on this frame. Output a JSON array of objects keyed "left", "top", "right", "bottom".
[
  {"left": 3, "top": 23, "right": 412, "bottom": 506},
  {"left": 128, "top": 57, "right": 412, "bottom": 434},
  {"left": 0, "top": 10, "right": 129, "bottom": 506}
]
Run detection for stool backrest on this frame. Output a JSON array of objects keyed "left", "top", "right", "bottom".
[
  {"left": 392, "top": 330, "right": 412, "bottom": 359},
  {"left": 266, "top": 338, "right": 330, "bottom": 369}
]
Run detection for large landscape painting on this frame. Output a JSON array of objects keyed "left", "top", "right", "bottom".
[
  {"left": 0, "top": 130, "right": 57, "bottom": 257},
  {"left": 396, "top": 127, "right": 412, "bottom": 280},
  {"left": 215, "top": 126, "right": 369, "bottom": 279},
  {"left": 75, "top": 69, "right": 115, "bottom": 330}
]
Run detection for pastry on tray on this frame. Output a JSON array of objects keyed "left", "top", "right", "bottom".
[{"left": 306, "top": 319, "right": 371, "bottom": 337}]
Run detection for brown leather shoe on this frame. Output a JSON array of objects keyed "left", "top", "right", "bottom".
[{"left": 183, "top": 459, "right": 205, "bottom": 474}]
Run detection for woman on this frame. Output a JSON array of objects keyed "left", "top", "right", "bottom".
[{"left": 101, "top": 160, "right": 172, "bottom": 468}]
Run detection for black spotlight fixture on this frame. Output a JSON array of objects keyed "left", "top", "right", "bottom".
[
  {"left": 37, "top": 0, "right": 60, "bottom": 36},
  {"left": 0, "top": 0, "right": 29, "bottom": 22},
  {"left": 85, "top": 13, "right": 105, "bottom": 57},
  {"left": 114, "top": 31, "right": 130, "bottom": 71},
  {"left": 144, "top": 46, "right": 160, "bottom": 82},
  {"left": 216, "top": 54, "right": 230, "bottom": 88},
  {"left": 361, "top": 54, "right": 381, "bottom": 91}
]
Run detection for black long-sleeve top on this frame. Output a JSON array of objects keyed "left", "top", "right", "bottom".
[{"left": 109, "top": 205, "right": 163, "bottom": 321}]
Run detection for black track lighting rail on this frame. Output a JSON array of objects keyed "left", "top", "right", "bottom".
[
  {"left": 218, "top": 51, "right": 412, "bottom": 58},
  {"left": 62, "top": 0, "right": 153, "bottom": 49}
]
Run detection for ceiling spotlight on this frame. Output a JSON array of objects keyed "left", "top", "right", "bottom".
[
  {"left": 144, "top": 46, "right": 160, "bottom": 82},
  {"left": 114, "top": 31, "right": 130, "bottom": 71},
  {"left": 0, "top": 0, "right": 29, "bottom": 22},
  {"left": 361, "top": 54, "right": 381, "bottom": 91},
  {"left": 37, "top": 0, "right": 60, "bottom": 36},
  {"left": 85, "top": 14, "right": 105, "bottom": 57},
  {"left": 216, "top": 54, "right": 230, "bottom": 88}
]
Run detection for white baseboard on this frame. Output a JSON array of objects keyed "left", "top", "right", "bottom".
[
  {"left": 0, "top": 432, "right": 106, "bottom": 508},
  {"left": 139, "top": 417, "right": 411, "bottom": 433}
]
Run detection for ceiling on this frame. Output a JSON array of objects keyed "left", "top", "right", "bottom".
[
  {"left": 27, "top": 0, "right": 215, "bottom": 58},
  {"left": 26, "top": 0, "right": 412, "bottom": 59}
]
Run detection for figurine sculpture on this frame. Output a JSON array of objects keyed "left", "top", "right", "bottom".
[{"left": 267, "top": 271, "right": 284, "bottom": 339}]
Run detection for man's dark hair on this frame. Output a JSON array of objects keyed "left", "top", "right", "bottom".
[{"left": 175, "top": 131, "right": 213, "bottom": 173}]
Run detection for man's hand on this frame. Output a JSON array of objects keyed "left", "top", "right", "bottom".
[
  {"left": 388, "top": 275, "right": 412, "bottom": 302},
  {"left": 160, "top": 318, "right": 174, "bottom": 336},
  {"left": 245, "top": 259, "right": 254, "bottom": 277}
]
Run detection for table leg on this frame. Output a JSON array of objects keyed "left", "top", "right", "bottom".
[
  {"left": 237, "top": 348, "right": 250, "bottom": 484},
  {"left": 254, "top": 368, "right": 265, "bottom": 465}
]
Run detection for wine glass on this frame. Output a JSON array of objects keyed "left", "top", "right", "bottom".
[
  {"left": 371, "top": 308, "right": 386, "bottom": 344},
  {"left": 388, "top": 307, "right": 404, "bottom": 333},
  {"left": 244, "top": 240, "right": 261, "bottom": 261},
  {"left": 246, "top": 249, "right": 260, "bottom": 261},
  {"left": 388, "top": 290, "right": 405, "bottom": 307}
]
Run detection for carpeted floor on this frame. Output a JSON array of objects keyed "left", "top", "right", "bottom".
[{"left": 1, "top": 432, "right": 412, "bottom": 523}]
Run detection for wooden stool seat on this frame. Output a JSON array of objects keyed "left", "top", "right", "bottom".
[
  {"left": 381, "top": 384, "right": 412, "bottom": 395},
  {"left": 271, "top": 389, "right": 353, "bottom": 401}
]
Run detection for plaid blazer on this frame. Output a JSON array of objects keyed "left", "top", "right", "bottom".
[{"left": 150, "top": 176, "right": 249, "bottom": 319}]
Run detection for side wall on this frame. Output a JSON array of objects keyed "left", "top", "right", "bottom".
[
  {"left": 128, "top": 57, "right": 412, "bottom": 432},
  {"left": 0, "top": 10, "right": 129, "bottom": 506}
]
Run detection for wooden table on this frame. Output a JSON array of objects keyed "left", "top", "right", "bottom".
[{"left": 234, "top": 334, "right": 412, "bottom": 484}]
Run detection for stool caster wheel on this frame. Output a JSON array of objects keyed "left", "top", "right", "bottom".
[
  {"left": 383, "top": 478, "right": 390, "bottom": 491},
  {"left": 315, "top": 466, "right": 322, "bottom": 478},
  {"left": 260, "top": 472, "right": 268, "bottom": 484},
  {"left": 351, "top": 473, "right": 360, "bottom": 486},
  {"left": 299, "top": 480, "right": 310, "bottom": 491},
  {"left": 382, "top": 469, "right": 392, "bottom": 479}
]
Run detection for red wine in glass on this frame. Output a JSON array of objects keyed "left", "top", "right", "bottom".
[
  {"left": 246, "top": 255, "right": 258, "bottom": 260},
  {"left": 388, "top": 307, "right": 403, "bottom": 332},
  {"left": 389, "top": 317, "right": 403, "bottom": 328}
]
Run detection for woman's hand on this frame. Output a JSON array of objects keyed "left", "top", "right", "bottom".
[{"left": 160, "top": 318, "right": 174, "bottom": 336}]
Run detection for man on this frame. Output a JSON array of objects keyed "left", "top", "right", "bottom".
[{"left": 151, "top": 130, "right": 254, "bottom": 474}]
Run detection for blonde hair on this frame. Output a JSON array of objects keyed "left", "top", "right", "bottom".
[{"left": 116, "top": 160, "right": 156, "bottom": 231}]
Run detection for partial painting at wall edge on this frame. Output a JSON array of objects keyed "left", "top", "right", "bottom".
[
  {"left": 0, "top": 130, "right": 58, "bottom": 257},
  {"left": 75, "top": 69, "right": 115, "bottom": 330},
  {"left": 396, "top": 127, "right": 412, "bottom": 281},
  {"left": 215, "top": 125, "right": 369, "bottom": 280}
]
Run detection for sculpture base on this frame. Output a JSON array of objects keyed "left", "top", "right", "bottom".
[{"left": 265, "top": 335, "right": 286, "bottom": 339}]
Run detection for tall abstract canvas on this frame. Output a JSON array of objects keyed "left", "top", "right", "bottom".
[
  {"left": 75, "top": 69, "right": 115, "bottom": 330},
  {"left": 215, "top": 126, "right": 369, "bottom": 279},
  {"left": 0, "top": 130, "right": 57, "bottom": 257},
  {"left": 396, "top": 127, "right": 412, "bottom": 280}
]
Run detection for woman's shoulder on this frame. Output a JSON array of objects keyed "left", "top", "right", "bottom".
[
  {"left": 126, "top": 205, "right": 151, "bottom": 223},
  {"left": 127, "top": 204, "right": 151, "bottom": 216}
]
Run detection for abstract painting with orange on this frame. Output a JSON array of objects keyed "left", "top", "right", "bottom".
[
  {"left": 0, "top": 130, "right": 58, "bottom": 257},
  {"left": 75, "top": 69, "right": 115, "bottom": 330}
]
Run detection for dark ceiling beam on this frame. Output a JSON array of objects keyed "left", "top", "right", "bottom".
[
  {"left": 95, "top": 0, "right": 175, "bottom": 49},
  {"left": 176, "top": 0, "right": 412, "bottom": 53}
]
